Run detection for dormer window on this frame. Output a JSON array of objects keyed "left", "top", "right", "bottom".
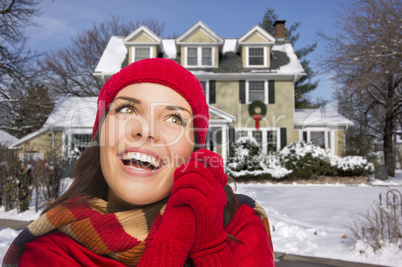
[
  {"left": 246, "top": 47, "right": 267, "bottom": 67},
  {"left": 186, "top": 47, "right": 214, "bottom": 67},
  {"left": 249, "top": 47, "right": 264, "bottom": 66},
  {"left": 133, "top": 47, "right": 152, "bottom": 62}
]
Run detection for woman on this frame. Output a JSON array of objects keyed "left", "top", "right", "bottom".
[{"left": 3, "top": 58, "right": 274, "bottom": 266}]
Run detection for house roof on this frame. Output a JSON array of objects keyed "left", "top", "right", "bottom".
[
  {"left": 0, "top": 130, "right": 18, "bottom": 145},
  {"left": 93, "top": 21, "right": 305, "bottom": 79},
  {"left": 44, "top": 97, "right": 98, "bottom": 129},
  {"left": 94, "top": 36, "right": 127, "bottom": 75},
  {"left": 294, "top": 108, "right": 354, "bottom": 128}
]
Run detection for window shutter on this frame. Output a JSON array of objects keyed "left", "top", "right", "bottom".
[
  {"left": 239, "top": 80, "right": 246, "bottom": 104},
  {"left": 280, "top": 128, "right": 287, "bottom": 149},
  {"left": 209, "top": 81, "right": 216, "bottom": 104},
  {"left": 268, "top": 80, "right": 275, "bottom": 104}
]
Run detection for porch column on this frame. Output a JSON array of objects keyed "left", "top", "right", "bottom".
[{"left": 221, "top": 125, "right": 228, "bottom": 166}]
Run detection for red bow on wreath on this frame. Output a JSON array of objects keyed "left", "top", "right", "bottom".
[{"left": 248, "top": 100, "right": 267, "bottom": 130}]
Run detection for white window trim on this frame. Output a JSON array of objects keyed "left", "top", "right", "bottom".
[
  {"left": 131, "top": 46, "right": 153, "bottom": 62},
  {"left": 63, "top": 130, "right": 92, "bottom": 159},
  {"left": 237, "top": 128, "right": 280, "bottom": 154},
  {"left": 185, "top": 46, "right": 215, "bottom": 67},
  {"left": 300, "top": 128, "right": 334, "bottom": 151},
  {"left": 245, "top": 80, "right": 268, "bottom": 104},
  {"left": 246, "top": 46, "right": 267, "bottom": 68},
  {"left": 200, "top": 80, "right": 210, "bottom": 104}
]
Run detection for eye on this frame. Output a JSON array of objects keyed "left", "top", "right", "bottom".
[
  {"left": 119, "top": 107, "right": 136, "bottom": 115},
  {"left": 166, "top": 114, "right": 187, "bottom": 126},
  {"left": 114, "top": 102, "right": 137, "bottom": 115}
]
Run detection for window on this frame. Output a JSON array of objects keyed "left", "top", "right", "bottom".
[
  {"left": 134, "top": 47, "right": 151, "bottom": 62},
  {"left": 249, "top": 47, "right": 264, "bottom": 66},
  {"left": 249, "top": 81, "right": 265, "bottom": 102},
  {"left": 236, "top": 128, "right": 278, "bottom": 154},
  {"left": 237, "top": 130, "right": 248, "bottom": 139},
  {"left": 252, "top": 131, "right": 263, "bottom": 147},
  {"left": 200, "top": 81, "right": 208, "bottom": 97},
  {"left": 302, "top": 130, "right": 332, "bottom": 150},
  {"left": 186, "top": 47, "right": 213, "bottom": 67},
  {"left": 71, "top": 134, "right": 92, "bottom": 153},
  {"left": 187, "top": 48, "right": 198, "bottom": 66},
  {"left": 267, "top": 130, "right": 277, "bottom": 153},
  {"left": 202, "top": 47, "right": 212, "bottom": 65},
  {"left": 310, "top": 131, "right": 325, "bottom": 148}
]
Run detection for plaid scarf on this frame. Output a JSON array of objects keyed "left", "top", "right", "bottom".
[
  {"left": 3, "top": 194, "right": 273, "bottom": 266},
  {"left": 3, "top": 197, "right": 167, "bottom": 267}
]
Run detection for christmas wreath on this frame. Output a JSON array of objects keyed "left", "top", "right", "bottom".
[{"left": 248, "top": 100, "right": 267, "bottom": 117}]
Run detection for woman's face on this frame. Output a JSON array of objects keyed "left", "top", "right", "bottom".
[{"left": 100, "top": 83, "right": 195, "bottom": 207}]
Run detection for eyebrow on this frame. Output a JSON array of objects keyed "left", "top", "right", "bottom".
[
  {"left": 113, "top": 96, "right": 191, "bottom": 115},
  {"left": 166, "top": 105, "right": 192, "bottom": 115},
  {"left": 113, "top": 96, "right": 141, "bottom": 104}
]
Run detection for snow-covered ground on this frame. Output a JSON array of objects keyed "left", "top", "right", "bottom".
[{"left": 0, "top": 176, "right": 401, "bottom": 265}]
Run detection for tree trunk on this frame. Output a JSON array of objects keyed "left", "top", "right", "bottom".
[{"left": 384, "top": 78, "right": 396, "bottom": 177}]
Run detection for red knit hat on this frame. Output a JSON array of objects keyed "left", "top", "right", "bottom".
[{"left": 92, "top": 58, "right": 209, "bottom": 147}]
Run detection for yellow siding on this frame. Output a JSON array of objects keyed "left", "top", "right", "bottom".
[
  {"left": 215, "top": 47, "right": 219, "bottom": 67},
  {"left": 294, "top": 130, "right": 300, "bottom": 143},
  {"left": 242, "top": 46, "right": 247, "bottom": 67},
  {"left": 266, "top": 47, "right": 271, "bottom": 68},
  {"left": 18, "top": 131, "right": 63, "bottom": 160},
  {"left": 182, "top": 28, "right": 215, "bottom": 43},
  {"left": 243, "top": 32, "right": 269, "bottom": 43},
  {"left": 128, "top": 33, "right": 155, "bottom": 43},
  {"left": 335, "top": 131, "right": 345, "bottom": 157},
  {"left": 213, "top": 80, "right": 295, "bottom": 146},
  {"left": 180, "top": 47, "right": 185, "bottom": 66},
  {"left": 152, "top": 46, "right": 157, "bottom": 58}
]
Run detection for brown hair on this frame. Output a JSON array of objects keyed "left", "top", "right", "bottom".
[{"left": 43, "top": 128, "right": 238, "bottom": 227}]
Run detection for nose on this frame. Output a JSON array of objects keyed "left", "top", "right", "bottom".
[{"left": 128, "top": 115, "right": 159, "bottom": 143}]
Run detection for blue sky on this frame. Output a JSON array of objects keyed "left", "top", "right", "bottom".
[{"left": 25, "top": 0, "right": 351, "bottom": 100}]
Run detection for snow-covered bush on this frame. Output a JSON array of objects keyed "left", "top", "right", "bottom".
[
  {"left": 226, "top": 137, "right": 291, "bottom": 181},
  {"left": 279, "top": 142, "right": 374, "bottom": 178},
  {"left": 279, "top": 142, "right": 335, "bottom": 178},
  {"left": 227, "top": 139, "right": 373, "bottom": 181}
]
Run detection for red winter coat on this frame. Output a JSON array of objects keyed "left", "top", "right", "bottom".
[{"left": 19, "top": 204, "right": 274, "bottom": 266}]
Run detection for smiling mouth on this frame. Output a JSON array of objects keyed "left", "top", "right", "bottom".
[{"left": 120, "top": 152, "right": 161, "bottom": 171}]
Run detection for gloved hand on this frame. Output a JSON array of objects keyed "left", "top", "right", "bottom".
[
  {"left": 138, "top": 196, "right": 195, "bottom": 267},
  {"left": 172, "top": 149, "right": 235, "bottom": 265}
]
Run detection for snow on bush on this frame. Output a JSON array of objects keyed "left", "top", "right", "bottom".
[
  {"left": 226, "top": 138, "right": 373, "bottom": 181},
  {"left": 279, "top": 142, "right": 374, "bottom": 178},
  {"left": 226, "top": 136, "right": 291, "bottom": 180}
]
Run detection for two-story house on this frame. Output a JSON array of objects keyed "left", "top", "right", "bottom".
[{"left": 10, "top": 20, "right": 353, "bottom": 163}]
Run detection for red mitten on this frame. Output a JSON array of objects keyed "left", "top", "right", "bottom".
[
  {"left": 138, "top": 196, "right": 195, "bottom": 266},
  {"left": 172, "top": 149, "right": 237, "bottom": 266}
]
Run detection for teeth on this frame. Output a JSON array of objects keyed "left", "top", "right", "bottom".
[{"left": 121, "top": 152, "right": 160, "bottom": 168}]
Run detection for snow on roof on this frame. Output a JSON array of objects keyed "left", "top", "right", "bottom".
[
  {"left": 294, "top": 108, "right": 354, "bottom": 128},
  {"left": 272, "top": 43, "right": 305, "bottom": 74},
  {"left": 0, "top": 130, "right": 18, "bottom": 145},
  {"left": 94, "top": 36, "right": 127, "bottom": 74},
  {"left": 44, "top": 97, "right": 97, "bottom": 129},
  {"left": 161, "top": 39, "right": 177, "bottom": 58},
  {"left": 222, "top": 39, "right": 237, "bottom": 53}
]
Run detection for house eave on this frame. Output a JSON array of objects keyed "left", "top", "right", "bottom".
[{"left": 192, "top": 72, "right": 306, "bottom": 81}]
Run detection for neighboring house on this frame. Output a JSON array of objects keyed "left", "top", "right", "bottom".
[
  {"left": 10, "top": 97, "right": 96, "bottom": 161},
  {"left": 11, "top": 20, "right": 353, "bottom": 162}
]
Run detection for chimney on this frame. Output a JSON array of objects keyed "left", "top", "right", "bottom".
[{"left": 273, "top": 20, "right": 286, "bottom": 41}]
